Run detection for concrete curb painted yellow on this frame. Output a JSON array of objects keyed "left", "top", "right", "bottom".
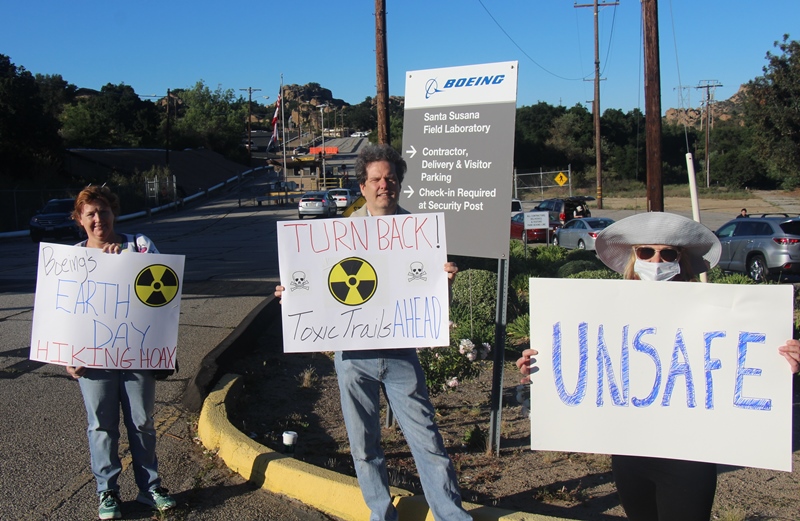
[{"left": 198, "top": 373, "right": 572, "bottom": 521}]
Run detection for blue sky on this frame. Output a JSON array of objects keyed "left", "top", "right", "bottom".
[{"left": 2, "top": 0, "right": 797, "bottom": 113}]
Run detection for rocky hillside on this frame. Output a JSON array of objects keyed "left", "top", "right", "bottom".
[{"left": 664, "top": 84, "right": 747, "bottom": 127}]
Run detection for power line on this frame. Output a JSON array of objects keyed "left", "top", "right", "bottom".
[{"left": 476, "top": 0, "right": 591, "bottom": 81}]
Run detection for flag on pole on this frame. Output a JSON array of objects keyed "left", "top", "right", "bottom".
[{"left": 268, "top": 93, "right": 281, "bottom": 150}]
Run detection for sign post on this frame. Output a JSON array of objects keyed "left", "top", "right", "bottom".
[{"left": 401, "top": 61, "right": 519, "bottom": 453}]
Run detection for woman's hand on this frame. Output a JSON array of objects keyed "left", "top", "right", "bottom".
[
  {"left": 66, "top": 366, "right": 86, "bottom": 379},
  {"left": 515, "top": 348, "right": 539, "bottom": 384},
  {"left": 275, "top": 285, "right": 285, "bottom": 301},
  {"left": 778, "top": 339, "right": 800, "bottom": 374},
  {"left": 100, "top": 243, "right": 121, "bottom": 254}
]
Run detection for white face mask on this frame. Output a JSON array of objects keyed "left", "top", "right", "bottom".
[{"left": 634, "top": 258, "right": 681, "bottom": 281}]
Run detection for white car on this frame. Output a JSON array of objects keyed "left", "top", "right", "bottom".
[{"left": 327, "top": 188, "right": 356, "bottom": 211}]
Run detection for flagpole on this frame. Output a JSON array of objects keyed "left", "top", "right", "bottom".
[{"left": 280, "top": 74, "right": 287, "bottom": 184}]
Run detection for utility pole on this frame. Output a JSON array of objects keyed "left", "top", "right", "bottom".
[
  {"left": 240, "top": 87, "right": 262, "bottom": 164},
  {"left": 696, "top": 80, "right": 722, "bottom": 188},
  {"left": 165, "top": 89, "right": 171, "bottom": 166},
  {"left": 575, "top": 0, "right": 617, "bottom": 209},
  {"left": 643, "top": 0, "right": 663, "bottom": 212},
  {"left": 375, "top": 0, "right": 390, "bottom": 145}
]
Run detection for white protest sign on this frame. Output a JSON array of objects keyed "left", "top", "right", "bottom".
[
  {"left": 529, "top": 278, "right": 794, "bottom": 471},
  {"left": 30, "top": 242, "right": 184, "bottom": 370},
  {"left": 277, "top": 213, "right": 450, "bottom": 353}
]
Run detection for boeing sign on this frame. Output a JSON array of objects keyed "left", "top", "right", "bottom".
[
  {"left": 406, "top": 61, "right": 517, "bottom": 110},
  {"left": 425, "top": 75, "right": 506, "bottom": 99},
  {"left": 403, "top": 61, "right": 518, "bottom": 260}
]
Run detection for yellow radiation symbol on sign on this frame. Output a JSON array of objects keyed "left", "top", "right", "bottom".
[
  {"left": 328, "top": 257, "right": 378, "bottom": 306},
  {"left": 555, "top": 172, "right": 568, "bottom": 186},
  {"left": 135, "top": 264, "right": 180, "bottom": 307}
]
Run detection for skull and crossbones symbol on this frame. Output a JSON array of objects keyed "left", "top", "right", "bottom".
[
  {"left": 290, "top": 271, "right": 309, "bottom": 291},
  {"left": 408, "top": 262, "right": 427, "bottom": 282}
]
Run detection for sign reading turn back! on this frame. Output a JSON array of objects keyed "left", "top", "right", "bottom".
[{"left": 401, "top": 61, "right": 519, "bottom": 259}]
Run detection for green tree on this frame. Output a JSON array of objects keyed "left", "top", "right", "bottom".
[
  {"left": 34, "top": 73, "right": 77, "bottom": 121},
  {"left": 513, "top": 102, "right": 567, "bottom": 171},
  {"left": 169, "top": 81, "right": 248, "bottom": 157},
  {"left": 744, "top": 35, "right": 800, "bottom": 189},
  {"left": 708, "top": 121, "right": 772, "bottom": 188},
  {"left": 0, "top": 54, "right": 63, "bottom": 186},
  {"left": 546, "top": 105, "right": 593, "bottom": 184},
  {"left": 60, "top": 83, "right": 160, "bottom": 148},
  {"left": 601, "top": 108, "right": 646, "bottom": 183},
  {"left": 347, "top": 97, "right": 377, "bottom": 132}
]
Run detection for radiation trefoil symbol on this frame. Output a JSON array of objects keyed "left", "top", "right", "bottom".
[
  {"left": 135, "top": 264, "right": 180, "bottom": 307},
  {"left": 328, "top": 257, "right": 377, "bottom": 306}
]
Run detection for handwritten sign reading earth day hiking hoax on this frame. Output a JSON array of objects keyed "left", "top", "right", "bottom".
[
  {"left": 528, "top": 278, "right": 794, "bottom": 471},
  {"left": 30, "top": 242, "right": 184, "bottom": 370},
  {"left": 277, "top": 213, "right": 450, "bottom": 353}
]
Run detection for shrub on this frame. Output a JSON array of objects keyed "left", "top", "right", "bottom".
[
  {"left": 417, "top": 339, "right": 490, "bottom": 395},
  {"left": 557, "top": 260, "right": 604, "bottom": 278},
  {"left": 507, "top": 313, "right": 530, "bottom": 344},
  {"left": 566, "top": 269, "right": 621, "bottom": 280}
]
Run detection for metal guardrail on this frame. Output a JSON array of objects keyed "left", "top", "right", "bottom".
[{"left": 0, "top": 167, "right": 267, "bottom": 240}]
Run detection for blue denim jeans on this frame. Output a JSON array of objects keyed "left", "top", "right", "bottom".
[
  {"left": 78, "top": 369, "right": 161, "bottom": 495},
  {"left": 335, "top": 349, "right": 471, "bottom": 521}
]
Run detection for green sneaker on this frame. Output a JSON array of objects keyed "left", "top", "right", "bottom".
[
  {"left": 136, "top": 486, "right": 176, "bottom": 511},
  {"left": 98, "top": 490, "right": 122, "bottom": 520}
]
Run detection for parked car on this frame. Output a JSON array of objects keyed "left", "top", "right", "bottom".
[
  {"left": 511, "top": 199, "right": 523, "bottom": 216},
  {"left": 532, "top": 196, "right": 595, "bottom": 225},
  {"left": 298, "top": 191, "right": 338, "bottom": 218},
  {"left": 328, "top": 188, "right": 356, "bottom": 211},
  {"left": 29, "top": 198, "right": 82, "bottom": 243},
  {"left": 714, "top": 214, "right": 800, "bottom": 281},
  {"left": 510, "top": 213, "right": 560, "bottom": 243},
  {"left": 554, "top": 217, "right": 615, "bottom": 250},
  {"left": 293, "top": 146, "right": 309, "bottom": 155}
]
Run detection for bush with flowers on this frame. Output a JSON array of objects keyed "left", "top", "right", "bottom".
[{"left": 417, "top": 338, "right": 492, "bottom": 395}]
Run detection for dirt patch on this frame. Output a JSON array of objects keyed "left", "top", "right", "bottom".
[{"left": 227, "top": 310, "right": 800, "bottom": 521}]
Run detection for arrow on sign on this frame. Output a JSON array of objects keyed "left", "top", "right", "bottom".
[
  {"left": 405, "top": 145, "right": 417, "bottom": 158},
  {"left": 403, "top": 186, "right": 415, "bottom": 198}
]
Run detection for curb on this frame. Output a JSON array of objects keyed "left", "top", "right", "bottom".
[{"left": 198, "top": 373, "right": 569, "bottom": 521}]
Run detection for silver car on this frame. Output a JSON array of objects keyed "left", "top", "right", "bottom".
[
  {"left": 553, "top": 217, "right": 614, "bottom": 250},
  {"left": 715, "top": 215, "right": 800, "bottom": 281},
  {"left": 298, "top": 191, "right": 338, "bottom": 219}
]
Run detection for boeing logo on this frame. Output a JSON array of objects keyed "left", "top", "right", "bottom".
[
  {"left": 425, "top": 78, "right": 443, "bottom": 99},
  {"left": 423, "top": 74, "right": 506, "bottom": 99}
]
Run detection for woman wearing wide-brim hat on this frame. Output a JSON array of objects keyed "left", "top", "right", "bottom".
[{"left": 516, "top": 211, "right": 800, "bottom": 521}]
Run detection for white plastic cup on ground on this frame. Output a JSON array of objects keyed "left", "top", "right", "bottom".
[{"left": 282, "top": 431, "right": 297, "bottom": 453}]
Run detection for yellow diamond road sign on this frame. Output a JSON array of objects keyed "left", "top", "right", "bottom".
[{"left": 555, "top": 172, "right": 568, "bottom": 186}]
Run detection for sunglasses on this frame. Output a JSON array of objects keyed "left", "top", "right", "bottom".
[{"left": 634, "top": 246, "right": 681, "bottom": 263}]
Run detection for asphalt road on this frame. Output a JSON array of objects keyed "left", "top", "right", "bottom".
[
  {"left": 1, "top": 185, "right": 788, "bottom": 520},
  {"left": 0, "top": 178, "right": 338, "bottom": 520}
]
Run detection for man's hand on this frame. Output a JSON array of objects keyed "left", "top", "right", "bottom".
[{"left": 444, "top": 262, "right": 458, "bottom": 283}]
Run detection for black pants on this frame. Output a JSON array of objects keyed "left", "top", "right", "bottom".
[{"left": 612, "top": 455, "right": 717, "bottom": 521}]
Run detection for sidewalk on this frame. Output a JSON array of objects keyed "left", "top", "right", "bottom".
[{"left": 195, "top": 300, "right": 570, "bottom": 521}]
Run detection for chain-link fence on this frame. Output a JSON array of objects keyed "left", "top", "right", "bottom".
[{"left": 513, "top": 166, "right": 573, "bottom": 201}]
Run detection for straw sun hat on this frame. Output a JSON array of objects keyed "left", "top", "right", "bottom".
[{"left": 595, "top": 212, "right": 721, "bottom": 275}]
